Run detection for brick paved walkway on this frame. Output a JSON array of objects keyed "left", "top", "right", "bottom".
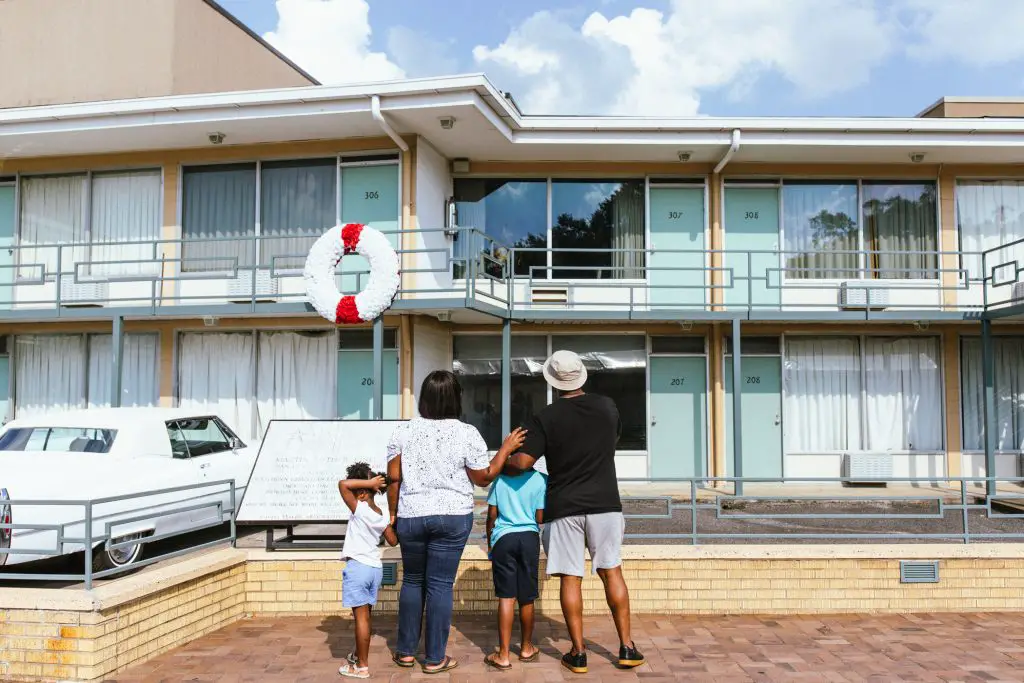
[{"left": 112, "top": 612, "right": 1024, "bottom": 682}]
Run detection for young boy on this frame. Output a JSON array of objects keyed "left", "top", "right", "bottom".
[
  {"left": 337, "top": 462, "right": 397, "bottom": 679},
  {"left": 484, "top": 464, "right": 547, "bottom": 670}
]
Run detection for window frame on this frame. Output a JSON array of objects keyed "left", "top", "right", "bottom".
[{"left": 166, "top": 416, "right": 240, "bottom": 459}]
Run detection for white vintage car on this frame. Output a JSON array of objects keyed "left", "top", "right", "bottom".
[{"left": 0, "top": 407, "right": 256, "bottom": 572}]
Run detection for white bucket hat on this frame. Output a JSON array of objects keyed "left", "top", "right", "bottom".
[{"left": 542, "top": 350, "right": 588, "bottom": 391}]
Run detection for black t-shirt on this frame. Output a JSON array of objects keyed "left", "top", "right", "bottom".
[{"left": 520, "top": 393, "right": 622, "bottom": 522}]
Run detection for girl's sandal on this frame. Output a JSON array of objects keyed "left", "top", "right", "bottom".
[
  {"left": 391, "top": 653, "right": 415, "bottom": 668},
  {"left": 485, "top": 653, "right": 512, "bottom": 671},
  {"left": 338, "top": 663, "right": 370, "bottom": 679},
  {"left": 422, "top": 656, "right": 458, "bottom": 674},
  {"left": 519, "top": 650, "right": 540, "bottom": 663}
]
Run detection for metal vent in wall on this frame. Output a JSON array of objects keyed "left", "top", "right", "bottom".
[
  {"left": 899, "top": 560, "right": 939, "bottom": 584},
  {"left": 382, "top": 562, "right": 398, "bottom": 586}
]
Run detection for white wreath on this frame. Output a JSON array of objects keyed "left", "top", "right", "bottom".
[{"left": 303, "top": 223, "right": 400, "bottom": 324}]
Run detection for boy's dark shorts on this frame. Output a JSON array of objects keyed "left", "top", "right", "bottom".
[{"left": 491, "top": 531, "right": 540, "bottom": 604}]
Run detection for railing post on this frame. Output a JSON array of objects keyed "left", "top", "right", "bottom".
[
  {"left": 229, "top": 482, "right": 237, "bottom": 548},
  {"left": 731, "top": 317, "right": 744, "bottom": 496},
  {"left": 501, "top": 317, "right": 511, "bottom": 437},
  {"left": 372, "top": 316, "right": 384, "bottom": 420},
  {"left": 84, "top": 502, "right": 93, "bottom": 590},
  {"left": 111, "top": 315, "right": 124, "bottom": 407},
  {"left": 981, "top": 318, "right": 997, "bottom": 497}
]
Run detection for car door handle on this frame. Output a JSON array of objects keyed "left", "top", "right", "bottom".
[{"left": 199, "top": 462, "right": 210, "bottom": 469}]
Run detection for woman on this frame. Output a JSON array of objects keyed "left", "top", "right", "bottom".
[{"left": 386, "top": 370, "right": 525, "bottom": 674}]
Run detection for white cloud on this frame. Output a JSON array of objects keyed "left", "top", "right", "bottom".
[
  {"left": 263, "top": 0, "right": 404, "bottom": 84},
  {"left": 473, "top": 0, "right": 899, "bottom": 116},
  {"left": 387, "top": 26, "right": 459, "bottom": 79},
  {"left": 902, "top": 0, "right": 1024, "bottom": 66}
]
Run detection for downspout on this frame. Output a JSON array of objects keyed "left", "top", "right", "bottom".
[
  {"left": 714, "top": 128, "right": 741, "bottom": 174},
  {"left": 371, "top": 95, "right": 410, "bottom": 152}
]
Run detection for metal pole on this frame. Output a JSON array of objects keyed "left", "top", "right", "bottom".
[
  {"left": 501, "top": 318, "right": 512, "bottom": 437},
  {"left": 731, "top": 317, "right": 743, "bottom": 496},
  {"left": 372, "top": 316, "right": 384, "bottom": 419},
  {"left": 111, "top": 315, "right": 124, "bottom": 408},
  {"left": 84, "top": 502, "right": 93, "bottom": 590},
  {"left": 982, "top": 318, "right": 997, "bottom": 497}
]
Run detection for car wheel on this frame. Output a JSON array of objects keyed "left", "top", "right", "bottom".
[{"left": 92, "top": 532, "right": 146, "bottom": 572}]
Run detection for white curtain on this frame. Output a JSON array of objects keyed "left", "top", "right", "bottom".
[
  {"left": 611, "top": 182, "right": 645, "bottom": 279},
  {"left": 90, "top": 170, "right": 162, "bottom": 278},
  {"left": 14, "top": 335, "right": 87, "bottom": 418},
  {"left": 260, "top": 160, "right": 336, "bottom": 271},
  {"left": 864, "top": 337, "right": 942, "bottom": 451},
  {"left": 87, "top": 334, "right": 159, "bottom": 408},
  {"left": 178, "top": 333, "right": 256, "bottom": 441},
  {"left": 255, "top": 331, "right": 336, "bottom": 436},
  {"left": 961, "top": 337, "right": 1024, "bottom": 451},
  {"left": 957, "top": 181, "right": 1024, "bottom": 281},
  {"left": 783, "top": 337, "right": 862, "bottom": 452},
  {"left": 19, "top": 175, "right": 88, "bottom": 279},
  {"left": 181, "top": 165, "right": 256, "bottom": 272},
  {"left": 782, "top": 182, "right": 859, "bottom": 279}
]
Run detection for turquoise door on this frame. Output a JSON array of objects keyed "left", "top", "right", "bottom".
[
  {"left": 649, "top": 186, "right": 705, "bottom": 308},
  {"left": 723, "top": 187, "right": 780, "bottom": 310},
  {"left": 339, "top": 164, "right": 400, "bottom": 296},
  {"left": 649, "top": 356, "right": 707, "bottom": 479},
  {"left": 724, "top": 356, "right": 783, "bottom": 478},
  {"left": 337, "top": 349, "right": 399, "bottom": 419},
  {"left": 0, "top": 184, "right": 14, "bottom": 310}
]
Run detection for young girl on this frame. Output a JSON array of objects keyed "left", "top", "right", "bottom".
[{"left": 337, "top": 462, "right": 398, "bottom": 679}]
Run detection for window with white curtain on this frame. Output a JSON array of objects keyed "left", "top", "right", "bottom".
[
  {"left": 178, "top": 330, "right": 335, "bottom": 442},
  {"left": 13, "top": 333, "right": 159, "bottom": 418},
  {"left": 19, "top": 171, "right": 161, "bottom": 281},
  {"left": 961, "top": 337, "right": 1024, "bottom": 451},
  {"left": 181, "top": 160, "right": 338, "bottom": 273},
  {"left": 784, "top": 336, "right": 942, "bottom": 453},
  {"left": 957, "top": 180, "right": 1024, "bottom": 280}
]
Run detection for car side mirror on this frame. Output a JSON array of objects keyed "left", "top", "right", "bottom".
[{"left": 229, "top": 437, "right": 243, "bottom": 451}]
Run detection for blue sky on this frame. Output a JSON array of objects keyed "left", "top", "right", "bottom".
[{"left": 220, "top": 0, "right": 1024, "bottom": 117}]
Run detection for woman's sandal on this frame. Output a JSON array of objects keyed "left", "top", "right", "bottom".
[
  {"left": 338, "top": 663, "right": 370, "bottom": 679},
  {"left": 422, "top": 656, "right": 458, "bottom": 674},
  {"left": 391, "top": 652, "right": 415, "bottom": 668},
  {"left": 519, "top": 649, "right": 540, "bottom": 663},
  {"left": 484, "top": 653, "right": 512, "bottom": 671}
]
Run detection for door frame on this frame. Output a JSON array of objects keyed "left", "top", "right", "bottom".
[
  {"left": 724, "top": 343, "right": 785, "bottom": 480},
  {"left": 646, "top": 335, "right": 710, "bottom": 479},
  {"left": 721, "top": 180, "right": 784, "bottom": 305}
]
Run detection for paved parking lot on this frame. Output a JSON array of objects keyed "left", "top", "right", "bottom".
[{"left": 112, "top": 612, "right": 1024, "bottom": 682}]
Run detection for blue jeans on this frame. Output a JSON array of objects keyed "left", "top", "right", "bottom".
[{"left": 395, "top": 513, "right": 473, "bottom": 665}]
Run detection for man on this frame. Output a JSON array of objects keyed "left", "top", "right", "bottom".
[{"left": 508, "top": 350, "right": 644, "bottom": 674}]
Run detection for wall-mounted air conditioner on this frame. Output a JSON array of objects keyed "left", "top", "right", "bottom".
[
  {"left": 226, "top": 270, "right": 279, "bottom": 303},
  {"left": 1010, "top": 282, "right": 1024, "bottom": 304},
  {"left": 838, "top": 282, "right": 889, "bottom": 310},
  {"left": 59, "top": 275, "right": 108, "bottom": 307},
  {"left": 843, "top": 452, "right": 893, "bottom": 485},
  {"left": 530, "top": 285, "right": 569, "bottom": 308}
]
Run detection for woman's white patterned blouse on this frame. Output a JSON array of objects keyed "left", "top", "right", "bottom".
[{"left": 387, "top": 417, "right": 490, "bottom": 518}]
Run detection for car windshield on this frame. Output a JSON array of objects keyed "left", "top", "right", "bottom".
[{"left": 0, "top": 427, "right": 117, "bottom": 453}]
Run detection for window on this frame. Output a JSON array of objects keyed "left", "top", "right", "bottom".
[
  {"left": 782, "top": 181, "right": 937, "bottom": 280},
  {"left": 0, "top": 427, "right": 116, "bottom": 453},
  {"left": 167, "top": 418, "right": 235, "bottom": 458},
  {"left": 957, "top": 180, "right": 1024, "bottom": 280},
  {"left": 181, "top": 160, "right": 337, "bottom": 272},
  {"left": 784, "top": 336, "right": 942, "bottom": 453},
  {"left": 451, "top": 178, "right": 646, "bottom": 280},
  {"left": 453, "top": 335, "right": 548, "bottom": 450},
  {"left": 961, "top": 337, "right": 1024, "bottom": 451},
  {"left": 19, "top": 170, "right": 161, "bottom": 280},
  {"left": 453, "top": 179, "right": 547, "bottom": 279}
]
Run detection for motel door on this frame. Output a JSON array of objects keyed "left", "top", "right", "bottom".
[
  {"left": 338, "top": 163, "right": 400, "bottom": 295},
  {"left": 337, "top": 330, "right": 400, "bottom": 420},
  {"left": 649, "top": 355, "right": 707, "bottom": 479},
  {"left": 0, "top": 182, "right": 13, "bottom": 311},
  {"left": 649, "top": 185, "right": 705, "bottom": 308},
  {"left": 724, "top": 353, "right": 784, "bottom": 479},
  {"left": 723, "top": 187, "right": 781, "bottom": 310}
]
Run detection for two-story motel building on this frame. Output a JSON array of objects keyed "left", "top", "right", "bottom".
[{"left": 4, "top": 0, "right": 1024, "bottom": 488}]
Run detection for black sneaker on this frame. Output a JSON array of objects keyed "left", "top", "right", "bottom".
[
  {"left": 561, "top": 650, "right": 588, "bottom": 674},
  {"left": 618, "top": 642, "right": 645, "bottom": 669}
]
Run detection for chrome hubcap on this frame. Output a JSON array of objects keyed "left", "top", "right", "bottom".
[{"left": 107, "top": 533, "right": 144, "bottom": 566}]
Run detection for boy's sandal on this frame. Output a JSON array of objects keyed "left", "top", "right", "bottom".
[
  {"left": 485, "top": 653, "right": 513, "bottom": 671},
  {"left": 391, "top": 653, "right": 415, "bottom": 668},
  {"left": 338, "top": 663, "right": 370, "bottom": 679},
  {"left": 422, "top": 656, "right": 458, "bottom": 674},
  {"left": 346, "top": 653, "right": 358, "bottom": 665},
  {"left": 519, "top": 650, "right": 540, "bottom": 663}
]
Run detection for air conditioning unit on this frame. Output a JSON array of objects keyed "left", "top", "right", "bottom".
[
  {"left": 1018, "top": 453, "right": 1024, "bottom": 487},
  {"left": 59, "top": 275, "right": 108, "bottom": 307},
  {"left": 530, "top": 285, "right": 569, "bottom": 308},
  {"left": 1011, "top": 282, "right": 1024, "bottom": 304},
  {"left": 838, "top": 282, "right": 889, "bottom": 310},
  {"left": 226, "top": 270, "right": 279, "bottom": 303},
  {"left": 843, "top": 452, "right": 893, "bottom": 485}
]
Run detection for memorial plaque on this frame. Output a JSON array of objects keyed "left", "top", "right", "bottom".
[{"left": 237, "top": 419, "right": 405, "bottom": 524}]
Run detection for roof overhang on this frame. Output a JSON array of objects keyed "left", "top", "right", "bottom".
[{"left": 4, "top": 74, "right": 1024, "bottom": 165}]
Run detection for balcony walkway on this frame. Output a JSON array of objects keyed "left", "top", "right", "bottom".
[{"left": 111, "top": 612, "right": 1024, "bottom": 682}]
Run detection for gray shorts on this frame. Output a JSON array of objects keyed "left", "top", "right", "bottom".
[{"left": 541, "top": 512, "right": 625, "bottom": 577}]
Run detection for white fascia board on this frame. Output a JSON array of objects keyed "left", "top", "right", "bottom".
[{"left": 742, "top": 130, "right": 1024, "bottom": 147}]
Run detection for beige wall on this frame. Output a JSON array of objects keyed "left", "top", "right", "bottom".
[
  {"left": 921, "top": 100, "right": 1024, "bottom": 118},
  {"left": 0, "top": 0, "right": 311, "bottom": 109}
]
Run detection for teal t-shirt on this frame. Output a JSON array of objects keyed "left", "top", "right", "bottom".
[{"left": 487, "top": 470, "right": 547, "bottom": 546}]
